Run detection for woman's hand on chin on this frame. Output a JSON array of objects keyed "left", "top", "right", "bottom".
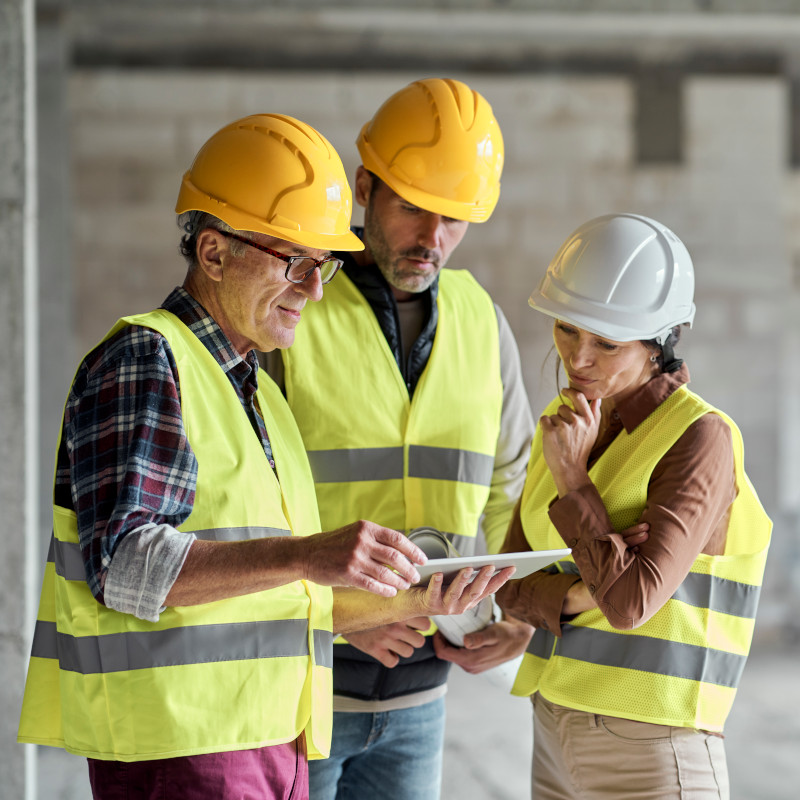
[{"left": 541, "top": 387, "right": 601, "bottom": 497}]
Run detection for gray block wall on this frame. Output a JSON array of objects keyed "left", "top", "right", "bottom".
[{"left": 1, "top": 0, "right": 38, "bottom": 798}]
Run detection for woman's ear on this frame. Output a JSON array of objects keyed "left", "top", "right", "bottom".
[{"left": 647, "top": 345, "right": 662, "bottom": 373}]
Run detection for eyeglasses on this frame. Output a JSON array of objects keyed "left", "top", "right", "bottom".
[{"left": 217, "top": 230, "right": 344, "bottom": 285}]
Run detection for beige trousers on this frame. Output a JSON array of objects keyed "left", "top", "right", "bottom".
[{"left": 531, "top": 693, "right": 730, "bottom": 800}]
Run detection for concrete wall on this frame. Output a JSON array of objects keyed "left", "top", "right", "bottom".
[
  {"left": 0, "top": 0, "right": 37, "bottom": 797},
  {"left": 67, "top": 69, "right": 798, "bottom": 629}
]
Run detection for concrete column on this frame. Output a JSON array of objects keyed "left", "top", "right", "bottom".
[
  {"left": 38, "top": 1, "right": 74, "bottom": 553},
  {"left": 0, "top": 0, "right": 39, "bottom": 798}
]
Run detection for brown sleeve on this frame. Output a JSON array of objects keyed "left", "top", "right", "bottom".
[
  {"left": 495, "top": 498, "right": 582, "bottom": 635},
  {"left": 547, "top": 413, "right": 736, "bottom": 630}
]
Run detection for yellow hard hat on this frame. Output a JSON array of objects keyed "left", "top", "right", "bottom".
[
  {"left": 175, "top": 114, "right": 363, "bottom": 251},
  {"left": 357, "top": 78, "right": 504, "bottom": 223}
]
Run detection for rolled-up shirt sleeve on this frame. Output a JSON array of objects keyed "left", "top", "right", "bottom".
[{"left": 105, "top": 523, "right": 196, "bottom": 622}]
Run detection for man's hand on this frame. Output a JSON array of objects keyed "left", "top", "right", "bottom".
[
  {"left": 413, "top": 565, "right": 516, "bottom": 618},
  {"left": 303, "top": 521, "right": 426, "bottom": 597},
  {"left": 331, "top": 565, "right": 515, "bottom": 637},
  {"left": 432, "top": 615, "right": 534, "bottom": 674},
  {"left": 344, "top": 617, "right": 431, "bottom": 668}
]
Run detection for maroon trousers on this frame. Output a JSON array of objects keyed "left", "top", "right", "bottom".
[{"left": 88, "top": 738, "right": 308, "bottom": 800}]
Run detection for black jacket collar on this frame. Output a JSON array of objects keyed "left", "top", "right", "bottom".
[{"left": 337, "top": 228, "right": 438, "bottom": 395}]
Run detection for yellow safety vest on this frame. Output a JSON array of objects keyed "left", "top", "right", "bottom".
[
  {"left": 282, "top": 269, "right": 503, "bottom": 555},
  {"left": 513, "top": 386, "right": 771, "bottom": 732},
  {"left": 18, "top": 309, "right": 334, "bottom": 761}
]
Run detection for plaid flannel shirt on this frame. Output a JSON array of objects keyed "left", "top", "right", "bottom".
[{"left": 54, "top": 286, "right": 274, "bottom": 610}]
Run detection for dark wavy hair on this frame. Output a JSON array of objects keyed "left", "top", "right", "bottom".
[{"left": 644, "top": 325, "right": 684, "bottom": 374}]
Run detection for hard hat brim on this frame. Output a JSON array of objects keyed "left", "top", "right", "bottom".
[
  {"left": 175, "top": 181, "right": 365, "bottom": 252},
  {"left": 528, "top": 289, "right": 695, "bottom": 344}
]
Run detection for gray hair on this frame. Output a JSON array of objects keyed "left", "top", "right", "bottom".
[{"left": 177, "top": 211, "right": 247, "bottom": 267}]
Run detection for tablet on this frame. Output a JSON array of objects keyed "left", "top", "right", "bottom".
[{"left": 413, "top": 548, "right": 572, "bottom": 586}]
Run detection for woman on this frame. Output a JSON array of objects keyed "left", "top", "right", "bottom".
[{"left": 496, "top": 213, "right": 771, "bottom": 800}]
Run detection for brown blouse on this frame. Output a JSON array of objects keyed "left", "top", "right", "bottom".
[{"left": 496, "top": 365, "right": 737, "bottom": 634}]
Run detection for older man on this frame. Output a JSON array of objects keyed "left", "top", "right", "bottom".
[{"left": 18, "top": 114, "right": 509, "bottom": 800}]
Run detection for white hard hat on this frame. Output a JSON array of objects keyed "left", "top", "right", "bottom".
[{"left": 528, "top": 213, "right": 696, "bottom": 344}]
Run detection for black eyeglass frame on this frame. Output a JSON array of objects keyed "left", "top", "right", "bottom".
[{"left": 217, "top": 229, "right": 343, "bottom": 285}]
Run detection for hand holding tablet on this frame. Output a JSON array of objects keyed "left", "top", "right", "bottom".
[{"left": 407, "top": 527, "right": 570, "bottom": 586}]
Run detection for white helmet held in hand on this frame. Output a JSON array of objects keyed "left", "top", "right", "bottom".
[{"left": 528, "top": 213, "right": 696, "bottom": 344}]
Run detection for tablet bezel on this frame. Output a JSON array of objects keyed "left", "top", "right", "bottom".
[{"left": 413, "top": 548, "right": 572, "bottom": 585}]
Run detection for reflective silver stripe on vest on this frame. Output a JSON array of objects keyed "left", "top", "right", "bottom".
[
  {"left": 672, "top": 572, "right": 761, "bottom": 619},
  {"left": 313, "top": 629, "right": 334, "bottom": 669},
  {"left": 49, "top": 534, "right": 86, "bottom": 582},
  {"left": 30, "top": 618, "right": 331, "bottom": 673},
  {"left": 308, "top": 448, "right": 404, "bottom": 483},
  {"left": 49, "top": 527, "right": 291, "bottom": 582},
  {"left": 30, "top": 619, "right": 57, "bottom": 660},
  {"left": 408, "top": 445, "right": 494, "bottom": 487},
  {"left": 558, "top": 624, "right": 747, "bottom": 688},
  {"left": 527, "top": 627, "right": 556, "bottom": 659},
  {"left": 551, "top": 560, "right": 759, "bottom": 620},
  {"left": 307, "top": 446, "right": 493, "bottom": 486},
  {"left": 194, "top": 526, "right": 290, "bottom": 541}
]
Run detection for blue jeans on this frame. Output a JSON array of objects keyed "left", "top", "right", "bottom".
[{"left": 308, "top": 698, "right": 446, "bottom": 800}]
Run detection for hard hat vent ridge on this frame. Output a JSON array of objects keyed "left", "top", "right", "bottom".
[
  {"left": 356, "top": 78, "right": 504, "bottom": 222},
  {"left": 175, "top": 113, "right": 363, "bottom": 251},
  {"left": 529, "top": 213, "right": 696, "bottom": 344}
]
